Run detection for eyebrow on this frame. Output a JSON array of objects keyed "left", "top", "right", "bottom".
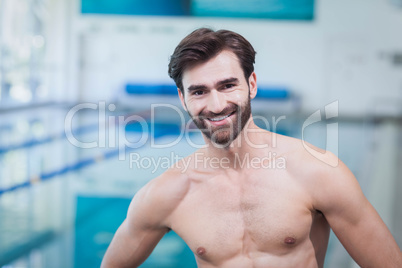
[{"left": 187, "top": 77, "right": 239, "bottom": 93}]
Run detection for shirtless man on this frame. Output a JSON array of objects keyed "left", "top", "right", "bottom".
[{"left": 102, "top": 28, "right": 402, "bottom": 267}]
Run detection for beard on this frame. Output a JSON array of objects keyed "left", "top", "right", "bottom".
[{"left": 187, "top": 94, "right": 251, "bottom": 147}]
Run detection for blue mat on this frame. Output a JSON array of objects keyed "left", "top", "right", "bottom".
[{"left": 125, "top": 84, "right": 290, "bottom": 99}]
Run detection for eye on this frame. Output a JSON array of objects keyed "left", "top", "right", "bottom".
[
  {"left": 193, "top": 90, "right": 204, "bottom": 96},
  {"left": 223, "top": 84, "right": 235, "bottom": 89}
]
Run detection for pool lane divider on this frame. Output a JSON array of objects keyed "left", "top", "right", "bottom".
[
  {"left": 0, "top": 120, "right": 184, "bottom": 196},
  {"left": 0, "top": 230, "right": 56, "bottom": 266},
  {"left": 0, "top": 109, "right": 153, "bottom": 154}
]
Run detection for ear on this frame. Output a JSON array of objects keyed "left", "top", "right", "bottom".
[
  {"left": 249, "top": 72, "right": 257, "bottom": 100},
  {"left": 177, "top": 88, "right": 187, "bottom": 111}
]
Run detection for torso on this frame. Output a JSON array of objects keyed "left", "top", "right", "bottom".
[{"left": 165, "top": 135, "right": 330, "bottom": 268}]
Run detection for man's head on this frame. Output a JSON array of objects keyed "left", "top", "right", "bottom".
[
  {"left": 168, "top": 28, "right": 257, "bottom": 146},
  {"left": 168, "top": 28, "right": 256, "bottom": 95}
]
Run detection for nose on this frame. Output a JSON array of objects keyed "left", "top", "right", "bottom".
[{"left": 207, "top": 89, "right": 226, "bottom": 114}]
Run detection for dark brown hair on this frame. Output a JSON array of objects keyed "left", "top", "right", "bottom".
[{"left": 168, "top": 28, "right": 256, "bottom": 94}]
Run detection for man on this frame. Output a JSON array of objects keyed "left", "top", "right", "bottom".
[{"left": 102, "top": 28, "right": 401, "bottom": 267}]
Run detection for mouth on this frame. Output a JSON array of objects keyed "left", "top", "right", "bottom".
[{"left": 207, "top": 111, "right": 236, "bottom": 124}]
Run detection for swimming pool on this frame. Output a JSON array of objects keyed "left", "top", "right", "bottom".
[
  {"left": 0, "top": 105, "right": 400, "bottom": 267},
  {"left": 0, "top": 104, "right": 205, "bottom": 268}
]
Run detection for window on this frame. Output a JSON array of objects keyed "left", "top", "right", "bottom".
[{"left": 0, "top": 0, "right": 47, "bottom": 105}]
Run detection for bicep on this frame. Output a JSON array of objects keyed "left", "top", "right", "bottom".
[
  {"left": 101, "top": 219, "right": 167, "bottom": 268},
  {"left": 101, "top": 184, "right": 171, "bottom": 268},
  {"left": 314, "top": 158, "right": 401, "bottom": 267},
  {"left": 325, "top": 196, "right": 401, "bottom": 267}
]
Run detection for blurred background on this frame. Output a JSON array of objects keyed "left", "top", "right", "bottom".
[{"left": 0, "top": 0, "right": 401, "bottom": 267}]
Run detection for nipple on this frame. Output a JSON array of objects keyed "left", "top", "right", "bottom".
[
  {"left": 284, "top": 237, "right": 296, "bottom": 245},
  {"left": 196, "top": 247, "right": 206, "bottom": 256}
]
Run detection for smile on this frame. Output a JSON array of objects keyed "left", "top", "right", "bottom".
[{"left": 208, "top": 111, "right": 235, "bottom": 122}]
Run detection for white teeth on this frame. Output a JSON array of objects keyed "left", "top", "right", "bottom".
[{"left": 209, "top": 113, "right": 232, "bottom": 122}]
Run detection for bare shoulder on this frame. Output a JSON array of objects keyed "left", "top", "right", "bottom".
[
  {"left": 274, "top": 133, "right": 361, "bottom": 210},
  {"left": 273, "top": 132, "right": 344, "bottom": 175},
  {"left": 127, "top": 159, "right": 192, "bottom": 230}
]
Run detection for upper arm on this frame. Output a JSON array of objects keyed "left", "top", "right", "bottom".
[
  {"left": 101, "top": 218, "right": 168, "bottom": 268},
  {"left": 101, "top": 180, "right": 174, "bottom": 268},
  {"left": 312, "top": 152, "right": 402, "bottom": 267}
]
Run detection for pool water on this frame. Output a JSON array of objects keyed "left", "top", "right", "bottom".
[{"left": 74, "top": 196, "right": 197, "bottom": 268}]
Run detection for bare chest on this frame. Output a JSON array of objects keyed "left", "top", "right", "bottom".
[{"left": 169, "top": 172, "right": 317, "bottom": 264}]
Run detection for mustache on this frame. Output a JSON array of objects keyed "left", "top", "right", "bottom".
[{"left": 198, "top": 104, "right": 239, "bottom": 119}]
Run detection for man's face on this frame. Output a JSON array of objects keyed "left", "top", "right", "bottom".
[{"left": 179, "top": 50, "right": 257, "bottom": 146}]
